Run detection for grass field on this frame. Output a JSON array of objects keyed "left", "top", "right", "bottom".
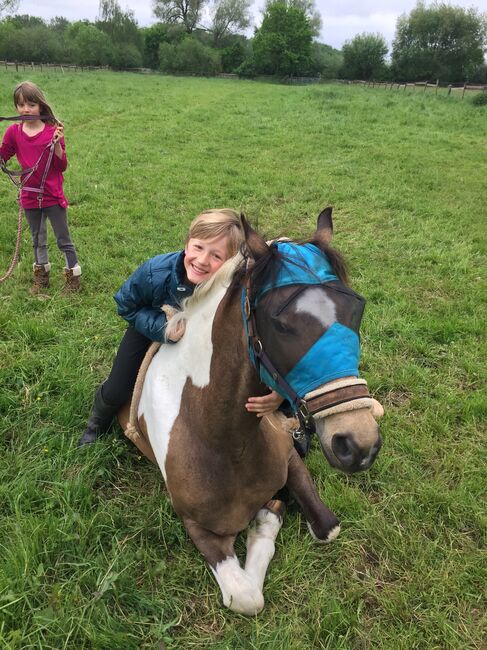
[{"left": 0, "top": 70, "right": 485, "bottom": 649}]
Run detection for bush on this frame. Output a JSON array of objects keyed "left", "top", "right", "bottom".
[
  {"left": 110, "top": 43, "right": 143, "bottom": 69},
  {"left": 159, "top": 37, "right": 221, "bottom": 75},
  {"left": 471, "top": 91, "right": 487, "bottom": 106}
]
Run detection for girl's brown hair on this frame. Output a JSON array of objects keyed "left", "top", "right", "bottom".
[
  {"left": 13, "top": 81, "right": 60, "bottom": 126},
  {"left": 187, "top": 209, "right": 245, "bottom": 258}
]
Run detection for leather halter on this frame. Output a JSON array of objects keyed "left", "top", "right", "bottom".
[
  {"left": 243, "top": 277, "right": 372, "bottom": 442},
  {"left": 0, "top": 115, "right": 54, "bottom": 122}
]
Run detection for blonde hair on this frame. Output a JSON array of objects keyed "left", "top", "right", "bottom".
[
  {"left": 187, "top": 209, "right": 245, "bottom": 258},
  {"left": 13, "top": 81, "right": 60, "bottom": 126},
  {"left": 165, "top": 252, "right": 243, "bottom": 342}
]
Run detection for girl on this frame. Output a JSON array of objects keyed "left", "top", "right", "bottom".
[
  {"left": 0, "top": 80, "right": 81, "bottom": 294},
  {"left": 79, "top": 208, "right": 283, "bottom": 445}
]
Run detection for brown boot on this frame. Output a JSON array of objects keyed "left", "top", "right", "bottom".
[
  {"left": 62, "top": 265, "right": 81, "bottom": 294},
  {"left": 31, "top": 263, "right": 50, "bottom": 295}
]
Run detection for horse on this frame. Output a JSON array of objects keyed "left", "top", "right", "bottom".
[{"left": 119, "top": 207, "right": 384, "bottom": 615}]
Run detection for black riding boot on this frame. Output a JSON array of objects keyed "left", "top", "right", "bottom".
[{"left": 78, "top": 385, "right": 118, "bottom": 446}]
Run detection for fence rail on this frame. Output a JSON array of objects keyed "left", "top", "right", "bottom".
[
  {"left": 1, "top": 62, "right": 486, "bottom": 97},
  {"left": 351, "top": 79, "right": 486, "bottom": 98},
  {"left": 0, "top": 60, "right": 110, "bottom": 72}
]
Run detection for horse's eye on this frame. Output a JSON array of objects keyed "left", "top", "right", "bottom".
[{"left": 274, "top": 319, "right": 291, "bottom": 334}]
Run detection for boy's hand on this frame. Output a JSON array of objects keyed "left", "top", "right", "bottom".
[
  {"left": 246, "top": 390, "right": 284, "bottom": 417},
  {"left": 167, "top": 319, "right": 186, "bottom": 342},
  {"left": 162, "top": 304, "right": 185, "bottom": 342}
]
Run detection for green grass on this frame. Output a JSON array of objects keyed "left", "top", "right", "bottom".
[{"left": 0, "top": 71, "right": 485, "bottom": 649}]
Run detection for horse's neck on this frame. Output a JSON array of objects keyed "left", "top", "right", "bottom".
[
  {"left": 146, "top": 282, "right": 259, "bottom": 442},
  {"left": 202, "top": 289, "right": 261, "bottom": 435}
]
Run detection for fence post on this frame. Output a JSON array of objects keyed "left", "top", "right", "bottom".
[
  {"left": 436, "top": 79, "right": 439, "bottom": 95},
  {"left": 15, "top": 61, "right": 18, "bottom": 71},
  {"left": 423, "top": 81, "right": 427, "bottom": 93},
  {"left": 462, "top": 83, "right": 466, "bottom": 99},
  {"left": 448, "top": 84, "right": 452, "bottom": 96}
]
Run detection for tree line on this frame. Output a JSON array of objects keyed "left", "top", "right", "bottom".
[{"left": 0, "top": 0, "right": 485, "bottom": 83}]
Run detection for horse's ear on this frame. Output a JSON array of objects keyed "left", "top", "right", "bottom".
[
  {"left": 240, "top": 213, "right": 269, "bottom": 261},
  {"left": 314, "top": 206, "right": 334, "bottom": 246}
]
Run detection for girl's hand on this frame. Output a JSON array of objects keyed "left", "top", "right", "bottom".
[
  {"left": 245, "top": 390, "right": 284, "bottom": 417},
  {"left": 53, "top": 123, "right": 64, "bottom": 144}
]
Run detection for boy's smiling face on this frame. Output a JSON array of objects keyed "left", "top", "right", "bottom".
[{"left": 183, "top": 234, "right": 231, "bottom": 284}]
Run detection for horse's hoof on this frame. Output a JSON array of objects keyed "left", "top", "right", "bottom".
[
  {"left": 213, "top": 558, "right": 265, "bottom": 615},
  {"left": 307, "top": 521, "right": 341, "bottom": 543},
  {"left": 226, "top": 586, "right": 265, "bottom": 616}
]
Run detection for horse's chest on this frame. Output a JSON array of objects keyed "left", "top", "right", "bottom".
[{"left": 138, "top": 285, "right": 227, "bottom": 481}]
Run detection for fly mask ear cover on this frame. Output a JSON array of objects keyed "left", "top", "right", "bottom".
[{"left": 242, "top": 242, "right": 366, "bottom": 404}]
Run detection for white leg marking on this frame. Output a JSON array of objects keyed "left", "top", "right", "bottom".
[
  {"left": 211, "top": 556, "right": 264, "bottom": 615},
  {"left": 307, "top": 521, "right": 341, "bottom": 543},
  {"left": 244, "top": 508, "right": 283, "bottom": 593}
]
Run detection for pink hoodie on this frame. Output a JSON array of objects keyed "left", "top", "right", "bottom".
[{"left": 0, "top": 122, "right": 68, "bottom": 209}]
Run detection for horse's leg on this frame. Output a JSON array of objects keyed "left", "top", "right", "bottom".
[
  {"left": 244, "top": 499, "right": 285, "bottom": 593},
  {"left": 183, "top": 517, "right": 264, "bottom": 615},
  {"left": 286, "top": 449, "right": 341, "bottom": 542}
]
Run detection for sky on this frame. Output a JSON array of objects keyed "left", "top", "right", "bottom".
[{"left": 10, "top": 0, "right": 487, "bottom": 50}]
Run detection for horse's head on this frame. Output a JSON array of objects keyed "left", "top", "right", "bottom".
[{"left": 241, "top": 207, "right": 383, "bottom": 474}]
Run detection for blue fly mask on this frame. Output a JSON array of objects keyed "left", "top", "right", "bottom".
[{"left": 242, "top": 242, "right": 366, "bottom": 408}]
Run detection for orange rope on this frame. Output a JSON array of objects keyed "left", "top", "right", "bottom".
[{"left": 0, "top": 202, "right": 23, "bottom": 283}]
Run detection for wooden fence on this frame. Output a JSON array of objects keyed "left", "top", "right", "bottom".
[
  {"left": 351, "top": 79, "right": 486, "bottom": 99},
  {"left": 0, "top": 60, "right": 110, "bottom": 73},
  {"left": 2, "top": 62, "right": 485, "bottom": 97}
]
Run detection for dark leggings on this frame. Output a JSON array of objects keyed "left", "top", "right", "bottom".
[
  {"left": 101, "top": 326, "right": 152, "bottom": 408},
  {"left": 24, "top": 204, "right": 78, "bottom": 268}
]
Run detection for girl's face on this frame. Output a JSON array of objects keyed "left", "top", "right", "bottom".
[
  {"left": 184, "top": 234, "right": 231, "bottom": 284},
  {"left": 16, "top": 95, "right": 41, "bottom": 117}
]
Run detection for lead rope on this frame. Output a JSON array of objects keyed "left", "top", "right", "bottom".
[
  {"left": 0, "top": 202, "right": 23, "bottom": 283},
  {"left": 0, "top": 135, "right": 56, "bottom": 283}
]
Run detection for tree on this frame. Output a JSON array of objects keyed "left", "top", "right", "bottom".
[
  {"left": 67, "top": 22, "right": 112, "bottom": 66},
  {"left": 252, "top": 2, "right": 314, "bottom": 76},
  {"left": 210, "top": 0, "right": 252, "bottom": 46},
  {"left": 311, "top": 42, "right": 342, "bottom": 79},
  {"left": 159, "top": 36, "right": 221, "bottom": 73},
  {"left": 152, "top": 0, "right": 208, "bottom": 34},
  {"left": 264, "top": 0, "right": 321, "bottom": 36},
  {"left": 49, "top": 16, "right": 70, "bottom": 34},
  {"left": 341, "top": 33, "right": 388, "bottom": 80},
  {"left": 391, "top": 2, "right": 487, "bottom": 83},
  {"left": 0, "top": 0, "right": 19, "bottom": 18},
  {"left": 97, "top": 0, "right": 142, "bottom": 48}
]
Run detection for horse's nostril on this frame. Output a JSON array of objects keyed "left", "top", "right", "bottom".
[{"left": 331, "top": 434, "right": 357, "bottom": 466}]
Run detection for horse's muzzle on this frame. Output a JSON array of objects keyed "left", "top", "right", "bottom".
[{"left": 330, "top": 431, "right": 382, "bottom": 473}]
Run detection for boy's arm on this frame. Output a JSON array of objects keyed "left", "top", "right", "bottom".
[
  {"left": 114, "top": 260, "right": 169, "bottom": 342},
  {"left": 245, "top": 390, "right": 285, "bottom": 417}
]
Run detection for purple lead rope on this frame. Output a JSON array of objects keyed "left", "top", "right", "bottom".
[{"left": 0, "top": 114, "right": 54, "bottom": 122}]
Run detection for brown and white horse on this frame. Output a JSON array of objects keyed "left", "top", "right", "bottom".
[{"left": 120, "top": 209, "right": 383, "bottom": 615}]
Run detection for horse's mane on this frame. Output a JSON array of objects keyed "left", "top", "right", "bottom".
[{"left": 164, "top": 252, "right": 244, "bottom": 341}]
